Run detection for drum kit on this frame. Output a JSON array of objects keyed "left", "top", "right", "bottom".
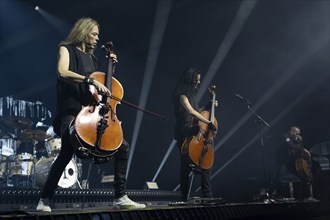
[{"left": 0, "top": 116, "right": 82, "bottom": 189}]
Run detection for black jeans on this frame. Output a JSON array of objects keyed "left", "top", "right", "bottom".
[
  {"left": 176, "top": 137, "right": 212, "bottom": 201},
  {"left": 41, "top": 115, "right": 129, "bottom": 199}
]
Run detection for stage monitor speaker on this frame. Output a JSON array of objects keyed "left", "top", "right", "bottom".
[
  {"left": 101, "top": 175, "right": 114, "bottom": 183},
  {"left": 144, "top": 181, "right": 159, "bottom": 190}
]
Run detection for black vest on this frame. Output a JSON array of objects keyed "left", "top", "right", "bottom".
[
  {"left": 173, "top": 93, "right": 199, "bottom": 140},
  {"left": 53, "top": 45, "right": 99, "bottom": 135}
]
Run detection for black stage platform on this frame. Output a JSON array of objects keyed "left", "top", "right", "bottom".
[{"left": 1, "top": 188, "right": 330, "bottom": 220}]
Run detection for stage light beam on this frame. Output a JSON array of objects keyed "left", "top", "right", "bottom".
[
  {"left": 36, "top": 6, "right": 70, "bottom": 37},
  {"left": 197, "top": 0, "right": 258, "bottom": 102},
  {"left": 152, "top": 140, "right": 177, "bottom": 182},
  {"left": 126, "top": 0, "right": 172, "bottom": 179}
]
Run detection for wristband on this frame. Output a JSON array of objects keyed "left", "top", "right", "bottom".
[{"left": 83, "top": 77, "right": 94, "bottom": 85}]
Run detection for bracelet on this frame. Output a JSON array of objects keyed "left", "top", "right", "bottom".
[{"left": 83, "top": 77, "right": 94, "bottom": 85}]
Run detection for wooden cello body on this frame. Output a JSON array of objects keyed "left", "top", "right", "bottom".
[
  {"left": 181, "top": 85, "right": 218, "bottom": 170},
  {"left": 70, "top": 42, "right": 123, "bottom": 160},
  {"left": 74, "top": 72, "right": 123, "bottom": 152},
  {"left": 294, "top": 147, "right": 313, "bottom": 181},
  {"left": 182, "top": 111, "right": 218, "bottom": 170}
]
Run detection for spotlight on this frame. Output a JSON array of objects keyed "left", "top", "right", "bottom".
[{"left": 35, "top": 6, "right": 39, "bottom": 11}]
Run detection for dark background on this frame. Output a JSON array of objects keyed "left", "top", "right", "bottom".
[{"left": 0, "top": 0, "right": 329, "bottom": 202}]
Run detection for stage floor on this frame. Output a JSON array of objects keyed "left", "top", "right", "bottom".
[
  {"left": 0, "top": 188, "right": 329, "bottom": 219},
  {"left": 1, "top": 199, "right": 330, "bottom": 220}
]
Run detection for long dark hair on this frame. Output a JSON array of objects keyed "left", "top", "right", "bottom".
[{"left": 173, "top": 67, "right": 201, "bottom": 101}]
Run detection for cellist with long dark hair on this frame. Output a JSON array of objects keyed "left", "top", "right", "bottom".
[
  {"left": 173, "top": 67, "right": 218, "bottom": 202},
  {"left": 36, "top": 17, "right": 146, "bottom": 212}
]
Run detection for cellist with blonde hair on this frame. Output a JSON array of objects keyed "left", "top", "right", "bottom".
[{"left": 36, "top": 17, "right": 146, "bottom": 212}]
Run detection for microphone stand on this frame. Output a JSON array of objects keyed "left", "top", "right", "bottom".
[{"left": 236, "top": 94, "right": 273, "bottom": 203}]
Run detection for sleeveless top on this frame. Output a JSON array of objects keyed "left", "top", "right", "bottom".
[{"left": 53, "top": 44, "right": 99, "bottom": 135}]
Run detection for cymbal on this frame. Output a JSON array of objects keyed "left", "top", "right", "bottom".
[
  {"left": 18, "top": 129, "right": 51, "bottom": 142},
  {"left": 0, "top": 116, "right": 33, "bottom": 130}
]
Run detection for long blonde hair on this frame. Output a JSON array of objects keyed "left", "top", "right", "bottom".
[{"left": 59, "top": 17, "right": 99, "bottom": 52}]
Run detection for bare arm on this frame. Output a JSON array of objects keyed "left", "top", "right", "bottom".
[
  {"left": 57, "top": 46, "right": 110, "bottom": 96},
  {"left": 180, "top": 95, "right": 211, "bottom": 125},
  {"left": 57, "top": 46, "right": 85, "bottom": 83}
]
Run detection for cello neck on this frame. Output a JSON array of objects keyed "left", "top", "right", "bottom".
[
  {"left": 208, "top": 84, "right": 216, "bottom": 123},
  {"left": 102, "top": 41, "right": 116, "bottom": 103},
  {"left": 210, "top": 92, "right": 216, "bottom": 123},
  {"left": 106, "top": 56, "right": 114, "bottom": 92}
]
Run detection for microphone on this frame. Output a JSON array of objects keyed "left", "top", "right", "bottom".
[{"left": 235, "top": 93, "right": 251, "bottom": 105}]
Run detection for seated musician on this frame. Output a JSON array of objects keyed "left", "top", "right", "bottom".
[
  {"left": 172, "top": 67, "right": 217, "bottom": 201},
  {"left": 36, "top": 17, "right": 146, "bottom": 212},
  {"left": 275, "top": 126, "right": 319, "bottom": 202}
]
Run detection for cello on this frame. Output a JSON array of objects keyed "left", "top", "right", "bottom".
[
  {"left": 181, "top": 85, "right": 218, "bottom": 170},
  {"left": 293, "top": 139, "right": 313, "bottom": 181},
  {"left": 70, "top": 42, "right": 123, "bottom": 161}
]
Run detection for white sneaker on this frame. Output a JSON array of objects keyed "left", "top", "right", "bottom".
[
  {"left": 36, "top": 198, "right": 52, "bottom": 212},
  {"left": 113, "top": 195, "right": 146, "bottom": 209}
]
